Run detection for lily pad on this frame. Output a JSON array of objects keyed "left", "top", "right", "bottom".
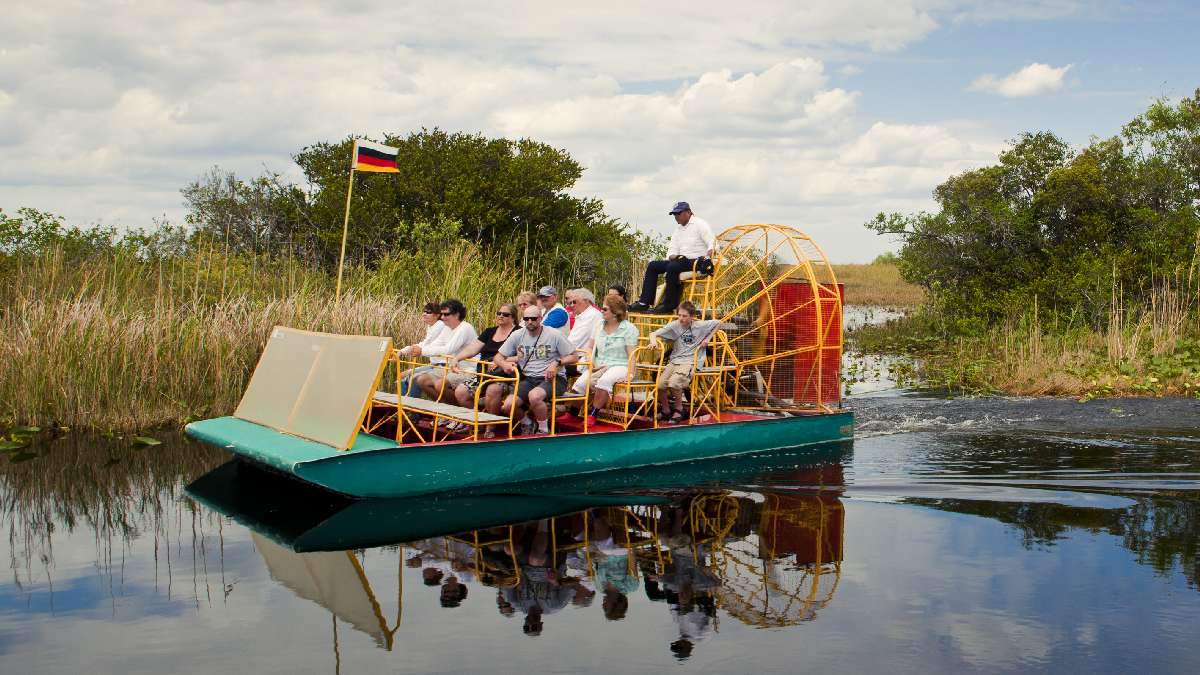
[
  {"left": 132, "top": 436, "right": 162, "bottom": 447},
  {"left": 0, "top": 440, "right": 30, "bottom": 452},
  {"left": 9, "top": 451, "right": 38, "bottom": 463},
  {"left": 10, "top": 426, "right": 41, "bottom": 435}
]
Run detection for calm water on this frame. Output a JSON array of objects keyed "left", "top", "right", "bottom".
[{"left": 2, "top": 395, "right": 1198, "bottom": 674}]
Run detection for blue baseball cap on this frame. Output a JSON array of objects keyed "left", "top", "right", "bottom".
[{"left": 669, "top": 201, "right": 691, "bottom": 215}]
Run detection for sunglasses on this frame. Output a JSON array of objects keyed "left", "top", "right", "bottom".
[
  {"left": 496, "top": 311, "right": 513, "bottom": 318},
  {"left": 439, "top": 311, "right": 452, "bottom": 317},
  {"left": 599, "top": 306, "right": 610, "bottom": 312},
  {"left": 522, "top": 316, "right": 541, "bottom": 322}
]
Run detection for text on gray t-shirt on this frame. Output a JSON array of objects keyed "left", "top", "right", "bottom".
[{"left": 497, "top": 326, "right": 575, "bottom": 378}]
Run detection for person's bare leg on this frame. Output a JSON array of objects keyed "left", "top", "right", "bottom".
[
  {"left": 416, "top": 372, "right": 438, "bottom": 399},
  {"left": 591, "top": 389, "right": 610, "bottom": 410},
  {"left": 501, "top": 393, "right": 517, "bottom": 417},
  {"left": 454, "top": 384, "right": 472, "bottom": 407},
  {"left": 528, "top": 386, "right": 550, "bottom": 423},
  {"left": 484, "top": 384, "right": 504, "bottom": 415}
]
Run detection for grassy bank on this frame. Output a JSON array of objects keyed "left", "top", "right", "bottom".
[
  {"left": 852, "top": 283, "right": 1200, "bottom": 398},
  {"left": 0, "top": 239, "right": 532, "bottom": 431},
  {"left": 831, "top": 263, "right": 924, "bottom": 308}
]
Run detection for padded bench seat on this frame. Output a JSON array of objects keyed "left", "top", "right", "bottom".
[{"left": 373, "top": 391, "right": 508, "bottom": 424}]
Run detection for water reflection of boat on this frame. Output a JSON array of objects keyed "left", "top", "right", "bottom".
[
  {"left": 253, "top": 533, "right": 400, "bottom": 649},
  {"left": 188, "top": 449, "right": 848, "bottom": 656},
  {"left": 183, "top": 225, "right": 852, "bottom": 498}
]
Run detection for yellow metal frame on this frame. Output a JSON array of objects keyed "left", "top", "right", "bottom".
[
  {"left": 550, "top": 349, "right": 593, "bottom": 435},
  {"left": 688, "top": 329, "right": 737, "bottom": 422},
  {"left": 629, "top": 223, "right": 843, "bottom": 418},
  {"left": 597, "top": 342, "right": 664, "bottom": 429},
  {"left": 368, "top": 351, "right": 520, "bottom": 443}
]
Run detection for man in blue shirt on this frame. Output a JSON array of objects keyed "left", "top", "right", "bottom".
[{"left": 537, "top": 285, "right": 569, "bottom": 329}]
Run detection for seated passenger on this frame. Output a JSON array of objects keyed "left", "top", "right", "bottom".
[
  {"left": 412, "top": 299, "right": 478, "bottom": 399},
  {"left": 646, "top": 301, "right": 733, "bottom": 423},
  {"left": 515, "top": 291, "right": 538, "bottom": 318},
  {"left": 563, "top": 287, "right": 603, "bottom": 378},
  {"left": 493, "top": 307, "right": 578, "bottom": 435},
  {"left": 438, "top": 302, "right": 518, "bottom": 410},
  {"left": 396, "top": 301, "right": 446, "bottom": 396},
  {"left": 628, "top": 201, "right": 715, "bottom": 314},
  {"left": 565, "top": 288, "right": 603, "bottom": 350},
  {"left": 558, "top": 295, "right": 638, "bottom": 427},
  {"left": 536, "top": 285, "right": 569, "bottom": 329},
  {"left": 606, "top": 284, "right": 628, "bottom": 303}
]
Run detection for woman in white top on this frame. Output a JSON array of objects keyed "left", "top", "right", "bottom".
[
  {"left": 413, "top": 299, "right": 478, "bottom": 401},
  {"left": 396, "top": 301, "right": 446, "bottom": 397}
]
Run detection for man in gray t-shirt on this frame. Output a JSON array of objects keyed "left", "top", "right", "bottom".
[
  {"left": 495, "top": 306, "right": 579, "bottom": 434},
  {"left": 647, "top": 301, "right": 734, "bottom": 423}
]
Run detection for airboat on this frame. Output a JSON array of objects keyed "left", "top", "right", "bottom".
[{"left": 184, "top": 224, "right": 851, "bottom": 498}]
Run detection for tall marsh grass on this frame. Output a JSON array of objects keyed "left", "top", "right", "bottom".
[
  {"left": 831, "top": 263, "right": 924, "bottom": 308},
  {"left": 854, "top": 275, "right": 1200, "bottom": 398},
  {"left": 0, "top": 239, "right": 533, "bottom": 430}
]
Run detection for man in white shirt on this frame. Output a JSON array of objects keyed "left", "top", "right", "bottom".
[
  {"left": 565, "top": 288, "right": 603, "bottom": 350},
  {"left": 628, "top": 201, "right": 716, "bottom": 314},
  {"left": 564, "top": 287, "right": 603, "bottom": 379}
]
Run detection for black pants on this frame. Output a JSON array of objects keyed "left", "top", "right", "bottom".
[{"left": 638, "top": 257, "right": 697, "bottom": 309}]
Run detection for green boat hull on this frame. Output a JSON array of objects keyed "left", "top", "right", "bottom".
[
  {"left": 186, "top": 411, "right": 853, "bottom": 499},
  {"left": 186, "top": 442, "right": 848, "bottom": 551}
]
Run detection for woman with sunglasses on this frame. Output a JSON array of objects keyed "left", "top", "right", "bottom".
[
  {"left": 413, "top": 299, "right": 478, "bottom": 399},
  {"left": 431, "top": 303, "right": 518, "bottom": 414},
  {"left": 396, "top": 301, "right": 446, "bottom": 396},
  {"left": 559, "top": 295, "right": 638, "bottom": 427}
]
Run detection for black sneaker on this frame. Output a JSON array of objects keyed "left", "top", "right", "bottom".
[
  {"left": 628, "top": 301, "right": 650, "bottom": 312},
  {"left": 648, "top": 304, "right": 675, "bottom": 315}
]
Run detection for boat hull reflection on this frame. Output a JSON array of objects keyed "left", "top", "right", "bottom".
[{"left": 187, "top": 444, "right": 849, "bottom": 656}]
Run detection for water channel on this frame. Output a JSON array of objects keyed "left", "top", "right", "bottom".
[{"left": 2, "top": 378, "right": 1198, "bottom": 672}]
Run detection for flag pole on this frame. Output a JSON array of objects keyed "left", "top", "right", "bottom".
[{"left": 335, "top": 152, "right": 356, "bottom": 303}]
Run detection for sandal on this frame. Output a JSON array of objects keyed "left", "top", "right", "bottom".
[{"left": 669, "top": 411, "right": 685, "bottom": 424}]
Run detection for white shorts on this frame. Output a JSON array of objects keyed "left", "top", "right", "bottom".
[{"left": 570, "top": 365, "right": 629, "bottom": 394}]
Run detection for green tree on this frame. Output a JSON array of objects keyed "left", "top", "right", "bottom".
[
  {"left": 184, "top": 128, "right": 655, "bottom": 287},
  {"left": 868, "top": 90, "right": 1200, "bottom": 327}
]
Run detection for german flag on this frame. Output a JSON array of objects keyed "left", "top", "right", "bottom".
[{"left": 352, "top": 139, "right": 400, "bottom": 173}]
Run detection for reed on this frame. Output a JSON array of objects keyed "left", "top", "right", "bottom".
[
  {"left": 0, "top": 238, "right": 538, "bottom": 431},
  {"left": 831, "top": 263, "right": 924, "bottom": 308},
  {"left": 854, "top": 277, "right": 1200, "bottom": 398}
]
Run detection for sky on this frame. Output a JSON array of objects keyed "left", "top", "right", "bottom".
[{"left": 2, "top": 1, "right": 1198, "bottom": 262}]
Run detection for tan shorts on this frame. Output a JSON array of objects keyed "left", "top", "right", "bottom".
[{"left": 657, "top": 362, "right": 693, "bottom": 390}]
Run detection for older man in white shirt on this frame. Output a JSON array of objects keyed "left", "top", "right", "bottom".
[
  {"left": 628, "top": 201, "right": 716, "bottom": 314},
  {"left": 564, "top": 287, "right": 603, "bottom": 377}
]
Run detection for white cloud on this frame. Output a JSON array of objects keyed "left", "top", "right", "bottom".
[
  {"left": 968, "top": 62, "right": 1074, "bottom": 98},
  {"left": 0, "top": 1, "right": 1085, "bottom": 261}
]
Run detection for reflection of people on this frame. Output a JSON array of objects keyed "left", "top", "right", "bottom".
[
  {"left": 502, "top": 519, "right": 590, "bottom": 636},
  {"left": 668, "top": 592, "right": 717, "bottom": 659},
  {"left": 588, "top": 510, "right": 640, "bottom": 621},
  {"left": 439, "top": 575, "right": 469, "bottom": 607},
  {"left": 628, "top": 201, "right": 715, "bottom": 314}
]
